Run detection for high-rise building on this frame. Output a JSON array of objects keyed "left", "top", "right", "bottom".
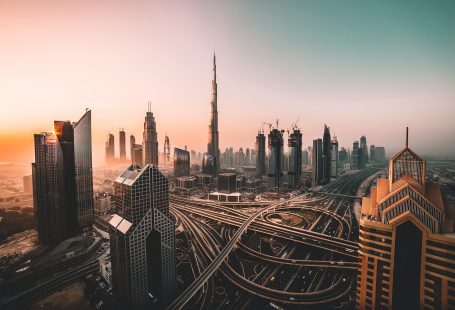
[
  {"left": 311, "top": 139, "right": 323, "bottom": 187},
  {"left": 322, "top": 125, "right": 331, "bottom": 184},
  {"left": 110, "top": 164, "right": 175, "bottom": 308},
  {"left": 360, "top": 135, "right": 368, "bottom": 165},
  {"left": 352, "top": 141, "right": 360, "bottom": 170},
  {"left": 287, "top": 128, "right": 302, "bottom": 186},
  {"left": 207, "top": 53, "right": 220, "bottom": 174},
  {"left": 217, "top": 173, "right": 237, "bottom": 194},
  {"left": 375, "top": 146, "right": 386, "bottom": 162},
  {"left": 131, "top": 144, "right": 143, "bottom": 166},
  {"left": 164, "top": 135, "right": 171, "bottom": 163},
  {"left": 119, "top": 130, "right": 126, "bottom": 162},
  {"left": 302, "top": 150, "right": 309, "bottom": 166},
  {"left": 307, "top": 146, "right": 312, "bottom": 166},
  {"left": 267, "top": 128, "right": 284, "bottom": 189},
  {"left": 370, "top": 144, "right": 376, "bottom": 162},
  {"left": 143, "top": 102, "right": 159, "bottom": 166},
  {"left": 32, "top": 110, "right": 93, "bottom": 244},
  {"left": 105, "top": 133, "right": 115, "bottom": 163},
  {"left": 339, "top": 147, "right": 349, "bottom": 165},
  {"left": 331, "top": 137, "right": 339, "bottom": 178},
  {"left": 357, "top": 128, "right": 455, "bottom": 310},
  {"left": 130, "top": 134, "right": 136, "bottom": 160},
  {"left": 202, "top": 153, "right": 217, "bottom": 175},
  {"left": 174, "top": 147, "right": 190, "bottom": 177},
  {"left": 245, "top": 148, "right": 251, "bottom": 166},
  {"left": 256, "top": 132, "right": 266, "bottom": 178},
  {"left": 358, "top": 146, "right": 365, "bottom": 169}
]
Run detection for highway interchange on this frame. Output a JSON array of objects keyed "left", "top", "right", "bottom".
[{"left": 169, "top": 168, "right": 378, "bottom": 309}]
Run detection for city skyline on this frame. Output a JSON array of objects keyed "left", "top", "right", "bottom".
[{"left": 1, "top": 1, "right": 455, "bottom": 164}]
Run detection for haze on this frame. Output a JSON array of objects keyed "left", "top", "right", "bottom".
[{"left": 1, "top": 0, "right": 455, "bottom": 165}]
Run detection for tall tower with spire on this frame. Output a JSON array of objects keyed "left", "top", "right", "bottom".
[
  {"left": 206, "top": 53, "right": 220, "bottom": 173},
  {"left": 143, "top": 102, "right": 158, "bottom": 166}
]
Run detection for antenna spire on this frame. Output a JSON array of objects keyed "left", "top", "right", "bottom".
[{"left": 406, "top": 126, "right": 409, "bottom": 148}]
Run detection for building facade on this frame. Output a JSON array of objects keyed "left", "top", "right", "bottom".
[
  {"left": 143, "top": 102, "right": 159, "bottom": 166},
  {"left": 32, "top": 110, "right": 94, "bottom": 244},
  {"left": 331, "top": 137, "right": 339, "bottom": 178},
  {"left": 174, "top": 147, "right": 190, "bottom": 177},
  {"left": 110, "top": 164, "right": 175, "bottom": 309},
  {"left": 311, "top": 139, "right": 323, "bottom": 187},
  {"left": 207, "top": 54, "right": 220, "bottom": 174},
  {"left": 267, "top": 128, "right": 284, "bottom": 189},
  {"left": 119, "top": 130, "right": 126, "bottom": 162},
  {"left": 322, "top": 124, "right": 331, "bottom": 184},
  {"left": 357, "top": 128, "right": 455, "bottom": 310},
  {"left": 288, "top": 128, "right": 302, "bottom": 186}
]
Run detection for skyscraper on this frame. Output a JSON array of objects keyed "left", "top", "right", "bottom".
[
  {"left": 287, "top": 128, "right": 302, "bottom": 186},
  {"left": 267, "top": 128, "right": 284, "bottom": 189},
  {"left": 206, "top": 53, "right": 220, "bottom": 174},
  {"left": 164, "top": 135, "right": 171, "bottom": 163},
  {"left": 360, "top": 135, "right": 368, "bottom": 165},
  {"left": 311, "top": 139, "right": 323, "bottom": 187},
  {"left": 105, "top": 133, "right": 115, "bottom": 163},
  {"left": 32, "top": 110, "right": 93, "bottom": 244},
  {"left": 322, "top": 124, "right": 331, "bottom": 183},
  {"left": 375, "top": 146, "right": 386, "bottom": 162},
  {"left": 119, "top": 129, "right": 126, "bottom": 162},
  {"left": 110, "top": 164, "right": 175, "bottom": 308},
  {"left": 331, "top": 136, "right": 339, "bottom": 178},
  {"left": 130, "top": 134, "right": 136, "bottom": 160},
  {"left": 174, "top": 147, "right": 190, "bottom": 177},
  {"left": 143, "top": 102, "right": 159, "bottom": 166},
  {"left": 255, "top": 132, "right": 266, "bottom": 178},
  {"left": 357, "top": 128, "right": 455, "bottom": 310},
  {"left": 352, "top": 140, "right": 360, "bottom": 170},
  {"left": 370, "top": 144, "right": 376, "bottom": 162}
]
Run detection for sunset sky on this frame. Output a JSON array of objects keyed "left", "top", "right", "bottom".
[{"left": 1, "top": 0, "right": 455, "bottom": 165}]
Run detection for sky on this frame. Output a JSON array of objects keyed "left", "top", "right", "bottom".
[{"left": 1, "top": 0, "right": 455, "bottom": 165}]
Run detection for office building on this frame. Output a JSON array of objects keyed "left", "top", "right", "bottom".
[
  {"left": 352, "top": 141, "right": 360, "bottom": 170},
  {"left": 370, "top": 145, "right": 376, "bottom": 162},
  {"left": 339, "top": 147, "right": 349, "bottom": 165},
  {"left": 164, "top": 135, "right": 171, "bottom": 163},
  {"left": 357, "top": 128, "right": 455, "bottom": 310},
  {"left": 360, "top": 135, "right": 368, "bottom": 164},
  {"left": 322, "top": 125, "right": 331, "bottom": 183},
  {"left": 202, "top": 153, "right": 217, "bottom": 175},
  {"left": 331, "top": 137, "right": 339, "bottom": 178},
  {"left": 119, "top": 130, "right": 126, "bottom": 162},
  {"left": 130, "top": 135, "right": 136, "bottom": 160},
  {"left": 311, "top": 139, "right": 323, "bottom": 187},
  {"left": 256, "top": 132, "right": 266, "bottom": 178},
  {"left": 217, "top": 173, "right": 237, "bottom": 194},
  {"left": 110, "top": 164, "right": 175, "bottom": 308},
  {"left": 174, "top": 147, "right": 190, "bottom": 177},
  {"left": 375, "top": 146, "right": 386, "bottom": 162},
  {"left": 267, "top": 128, "right": 284, "bottom": 189},
  {"left": 32, "top": 110, "right": 94, "bottom": 244},
  {"left": 131, "top": 144, "right": 143, "bottom": 166},
  {"left": 143, "top": 102, "right": 159, "bottom": 166},
  {"left": 288, "top": 128, "right": 302, "bottom": 186},
  {"left": 207, "top": 53, "right": 220, "bottom": 174},
  {"left": 105, "top": 133, "right": 115, "bottom": 163}
]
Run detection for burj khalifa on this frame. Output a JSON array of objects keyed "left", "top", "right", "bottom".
[{"left": 204, "top": 53, "right": 220, "bottom": 174}]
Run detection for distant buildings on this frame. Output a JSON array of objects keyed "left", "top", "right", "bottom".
[
  {"left": 143, "top": 102, "right": 159, "bottom": 166},
  {"left": 131, "top": 144, "right": 143, "bottom": 166},
  {"left": 206, "top": 53, "right": 220, "bottom": 174},
  {"left": 357, "top": 128, "right": 455, "bottom": 310},
  {"left": 130, "top": 134, "right": 136, "bottom": 160},
  {"left": 174, "top": 147, "right": 190, "bottom": 177},
  {"left": 322, "top": 125, "right": 331, "bottom": 184},
  {"left": 32, "top": 110, "right": 94, "bottom": 244},
  {"left": 339, "top": 147, "right": 349, "bottom": 166},
  {"left": 202, "top": 153, "right": 217, "bottom": 175},
  {"left": 352, "top": 140, "right": 360, "bottom": 170},
  {"left": 331, "top": 137, "right": 339, "bottom": 178},
  {"left": 287, "top": 128, "right": 302, "bottom": 186},
  {"left": 311, "top": 139, "right": 323, "bottom": 187},
  {"left": 302, "top": 150, "right": 309, "bottom": 166},
  {"left": 164, "top": 135, "right": 171, "bottom": 163},
  {"left": 110, "top": 164, "right": 175, "bottom": 308},
  {"left": 360, "top": 135, "right": 368, "bottom": 164},
  {"left": 119, "top": 130, "right": 126, "bottom": 162},
  {"left": 374, "top": 146, "right": 386, "bottom": 162},
  {"left": 105, "top": 133, "right": 115, "bottom": 163},
  {"left": 267, "top": 128, "right": 284, "bottom": 189},
  {"left": 369, "top": 144, "right": 376, "bottom": 162}
]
